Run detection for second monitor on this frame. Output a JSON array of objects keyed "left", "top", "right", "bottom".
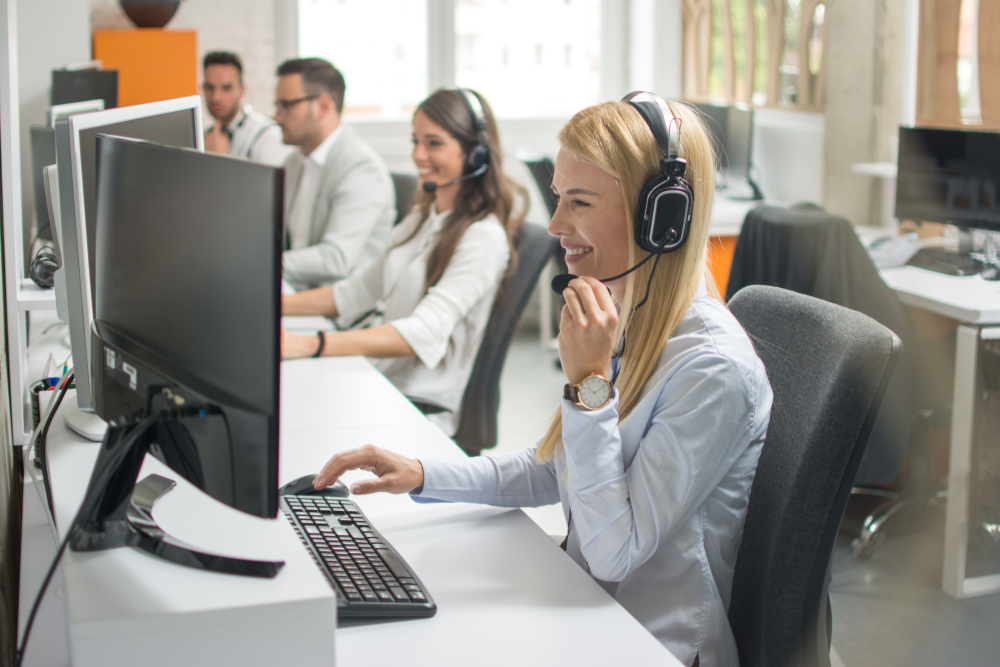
[{"left": 54, "top": 96, "right": 204, "bottom": 439}]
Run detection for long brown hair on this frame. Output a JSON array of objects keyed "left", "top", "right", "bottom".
[
  {"left": 535, "top": 100, "right": 719, "bottom": 463},
  {"left": 402, "top": 89, "right": 526, "bottom": 290}
]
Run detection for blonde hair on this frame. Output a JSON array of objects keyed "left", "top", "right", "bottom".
[{"left": 535, "top": 100, "right": 719, "bottom": 463}]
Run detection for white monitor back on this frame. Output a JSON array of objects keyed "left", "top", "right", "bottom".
[{"left": 47, "top": 99, "right": 105, "bottom": 127}]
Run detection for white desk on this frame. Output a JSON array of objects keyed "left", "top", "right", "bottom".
[
  {"left": 28, "top": 353, "right": 678, "bottom": 666},
  {"left": 880, "top": 266, "right": 1000, "bottom": 598}
]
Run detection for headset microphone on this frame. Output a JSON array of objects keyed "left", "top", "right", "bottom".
[
  {"left": 550, "top": 251, "right": 659, "bottom": 295},
  {"left": 421, "top": 163, "right": 488, "bottom": 193}
]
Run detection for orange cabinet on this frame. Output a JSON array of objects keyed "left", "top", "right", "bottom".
[
  {"left": 93, "top": 30, "right": 197, "bottom": 107},
  {"left": 708, "top": 235, "right": 738, "bottom": 297}
]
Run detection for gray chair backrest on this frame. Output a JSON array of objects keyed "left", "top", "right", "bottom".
[
  {"left": 521, "top": 156, "right": 558, "bottom": 218},
  {"left": 726, "top": 203, "right": 917, "bottom": 486},
  {"left": 390, "top": 172, "right": 418, "bottom": 226},
  {"left": 727, "top": 285, "right": 902, "bottom": 667},
  {"left": 453, "top": 222, "right": 558, "bottom": 456}
]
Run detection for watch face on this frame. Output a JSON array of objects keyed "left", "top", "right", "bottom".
[{"left": 579, "top": 376, "right": 611, "bottom": 409}]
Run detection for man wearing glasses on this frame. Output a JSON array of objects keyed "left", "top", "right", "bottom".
[
  {"left": 202, "top": 51, "right": 291, "bottom": 166},
  {"left": 275, "top": 57, "right": 395, "bottom": 290}
]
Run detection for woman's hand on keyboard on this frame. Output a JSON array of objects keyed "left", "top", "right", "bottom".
[{"left": 314, "top": 445, "right": 425, "bottom": 495}]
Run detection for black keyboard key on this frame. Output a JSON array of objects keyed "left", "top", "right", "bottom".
[
  {"left": 389, "top": 587, "right": 409, "bottom": 602},
  {"left": 377, "top": 550, "right": 410, "bottom": 579},
  {"left": 376, "top": 591, "right": 394, "bottom": 603}
]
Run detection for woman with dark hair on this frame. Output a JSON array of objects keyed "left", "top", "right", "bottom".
[{"left": 282, "top": 89, "right": 526, "bottom": 435}]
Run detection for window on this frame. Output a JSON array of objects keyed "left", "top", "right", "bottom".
[
  {"left": 298, "top": 0, "right": 428, "bottom": 119},
  {"left": 297, "top": 0, "right": 603, "bottom": 121},
  {"left": 454, "top": 0, "right": 602, "bottom": 118},
  {"left": 684, "top": 0, "right": 827, "bottom": 111}
]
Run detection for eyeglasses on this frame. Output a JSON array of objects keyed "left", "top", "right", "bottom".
[{"left": 274, "top": 95, "right": 319, "bottom": 114}]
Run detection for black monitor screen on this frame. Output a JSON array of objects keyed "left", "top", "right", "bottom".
[
  {"left": 692, "top": 102, "right": 729, "bottom": 170},
  {"left": 92, "top": 136, "right": 283, "bottom": 517},
  {"left": 726, "top": 105, "right": 753, "bottom": 181},
  {"left": 80, "top": 110, "right": 198, "bottom": 311},
  {"left": 52, "top": 70, "right": 118, "bottom": 109},
  {"left": 896, "top": 126, "right": 1000, "bottom": 233},
  {"left": 30, "top": 126, "right": 56, "bottom": 242}
]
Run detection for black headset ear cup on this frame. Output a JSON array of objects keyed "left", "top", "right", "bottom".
[
  {"left": 466, "top": 142, "right": 489, "bottom": 172},
  {"left": 634, "top": 173, "right": 694, "bottom": 253}
]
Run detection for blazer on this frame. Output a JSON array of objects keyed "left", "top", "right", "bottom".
[{"left": 282, "top": 124, "right": 396, "bottom": 288}]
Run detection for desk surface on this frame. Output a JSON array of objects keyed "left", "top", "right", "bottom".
[
  {"left": 42, "top": 354, "right": 676, "bottom": 666},
  {"left": 880, "top": 266, "right": 1000, "bottom": 324}
]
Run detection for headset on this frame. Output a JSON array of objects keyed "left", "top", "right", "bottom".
[
  {"left": 622, "top": 91, "right": 694, "bottom": 254},
  {"left": 551, "top": 91, "right": 695, "bottom": 296},
  {"left": 421, "top": 89, "right": 491, "bottom": 193}
]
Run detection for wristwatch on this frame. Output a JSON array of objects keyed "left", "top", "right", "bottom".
[{"left": 564, "top": 374, "right": 613, "bottom": 411}]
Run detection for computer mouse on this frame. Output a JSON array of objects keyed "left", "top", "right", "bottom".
[{"left": 279, "top": 474, "right": 350, "bottom": 497}]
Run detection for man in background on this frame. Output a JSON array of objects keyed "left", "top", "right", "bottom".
[
  {"left": 202, "top": 51, "right": 291, "bottom": 166},
  {"left": 275, "top": 57, "right": 395, "bottom": 289}
]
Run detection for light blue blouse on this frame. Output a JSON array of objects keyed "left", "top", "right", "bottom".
[{"left": 414, "top": 282, "right": 772, "bottom": 667}]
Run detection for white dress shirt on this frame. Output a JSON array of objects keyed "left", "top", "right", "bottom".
[
  {"left": 217, "top": 105, "right": 292, "bottom": 166},
  {"left": 333, "top": 206, "right": 510, "bottom": 435},
  {"left": 413, "top": 281, "right": 773, "bottom": 666},
  {"left": 286, "top": 126, "right": 344, "bottom": 252}
]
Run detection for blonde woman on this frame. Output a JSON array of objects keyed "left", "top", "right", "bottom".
[{"left": 310, "top": 96, "right": 773, "bottom": 667}]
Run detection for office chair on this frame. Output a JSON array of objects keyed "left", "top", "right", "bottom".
[
  {"left": 453, "top": 222, "right": 559, "bottom": 456},
  {"left": 390, "top": 172, "right": 418, "bottom": 226},
  {"left": 726, "top": 204, "right": 929, "bottom": 558},
  {"left": 727, "top": 285, "right": 902, "bottom": 667},
  {"left": 520, "top": 155, "right": 559, "bottom": 218}
]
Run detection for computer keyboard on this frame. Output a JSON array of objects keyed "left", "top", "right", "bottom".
[
  {"left": 906, "top": 248, "right": 986, "bottom": 276},
  {"left": 281, "top": 495, "right": 437, "bottom": 619}
]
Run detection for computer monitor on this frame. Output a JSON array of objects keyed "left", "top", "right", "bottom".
[
  {"left": 895, "top": 126, "right": 1000, "bottom": 233},
  {"left": 54, "top": 96, "right": 203, "bottom": 439},
  {"left": 692, "top": 102, "right": 730, "bottom": 170},
  {"left": 70, "top": 136, "right": 283, "bottom": 574},
  {"left": 29, "top": 126, "right": 57, "bottom": 244},
  {"left": 726, "top": 103, "right": 754, "bottom": 183},
  {"left": 51, "top": 69, "right": 118, "bottom": 110},
  {"left": 690, "top": 101, "right": 760, "bottom": 199},
  {"left": 46, "top": 99, "right": 105, "bottom": 127}
]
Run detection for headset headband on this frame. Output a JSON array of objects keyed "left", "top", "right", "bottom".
[
  {"left": 622, "top": 91, "right": 680, "bottom": 161},
  {"left": 457, "top": 89, "right": 487, "bottom": 134}
]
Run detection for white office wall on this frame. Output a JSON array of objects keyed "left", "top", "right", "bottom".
[
  {"left": 18, "top": 0, "right": 90, "bottom": 269},
  {"left": 90, "top": 0, "right": 282, "bottom": 123}
]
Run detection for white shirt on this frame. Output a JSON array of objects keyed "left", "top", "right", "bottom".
[
  {"left": 286, "top": 126, "right": 343, "bottom": 252},
  {"left": 333, "top": 207, "right": 510, "bottom": 435},
  {"left": 218, "top": 105, "right": 292, "bottom": 166},
  {"left": 413, "top": 281, "right": 773, "bottom": 666}
]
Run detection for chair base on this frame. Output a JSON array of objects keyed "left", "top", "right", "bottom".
[{"left": 850, "top": 483, "right": 947, "bottom": 560}]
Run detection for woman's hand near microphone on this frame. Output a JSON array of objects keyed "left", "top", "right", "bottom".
[{"left": 558, "top": 276, "right": 618, "bottom": 385}]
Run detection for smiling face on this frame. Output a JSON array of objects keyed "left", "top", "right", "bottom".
[
  {"left": 548, "top": 148, "right": 631, "bottom": 300},
  {"left": 411, "top": 110, "right": 467, "bottom": 209}
]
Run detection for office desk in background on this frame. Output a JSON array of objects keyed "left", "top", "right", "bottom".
[
  {"left": 880, "top": 266, "right": 1000, "bottom": 599},
  {"left": 20, "top": 314, "right": 677, "bottom": 667}
]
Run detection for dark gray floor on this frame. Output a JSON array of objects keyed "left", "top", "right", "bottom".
[
  {"left": 497, "top": 326, "right": 1000, "bottom": 667},
  {"left": 830, "top": 504, "right": 1000, "bottom": 667}
]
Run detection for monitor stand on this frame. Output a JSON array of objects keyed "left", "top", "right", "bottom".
[
  {"left": 63, "top": 402, "right": 108, "bottom": 442},
  {"left": 69, "top": 411, "right": 284, "bottom": 578}
]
